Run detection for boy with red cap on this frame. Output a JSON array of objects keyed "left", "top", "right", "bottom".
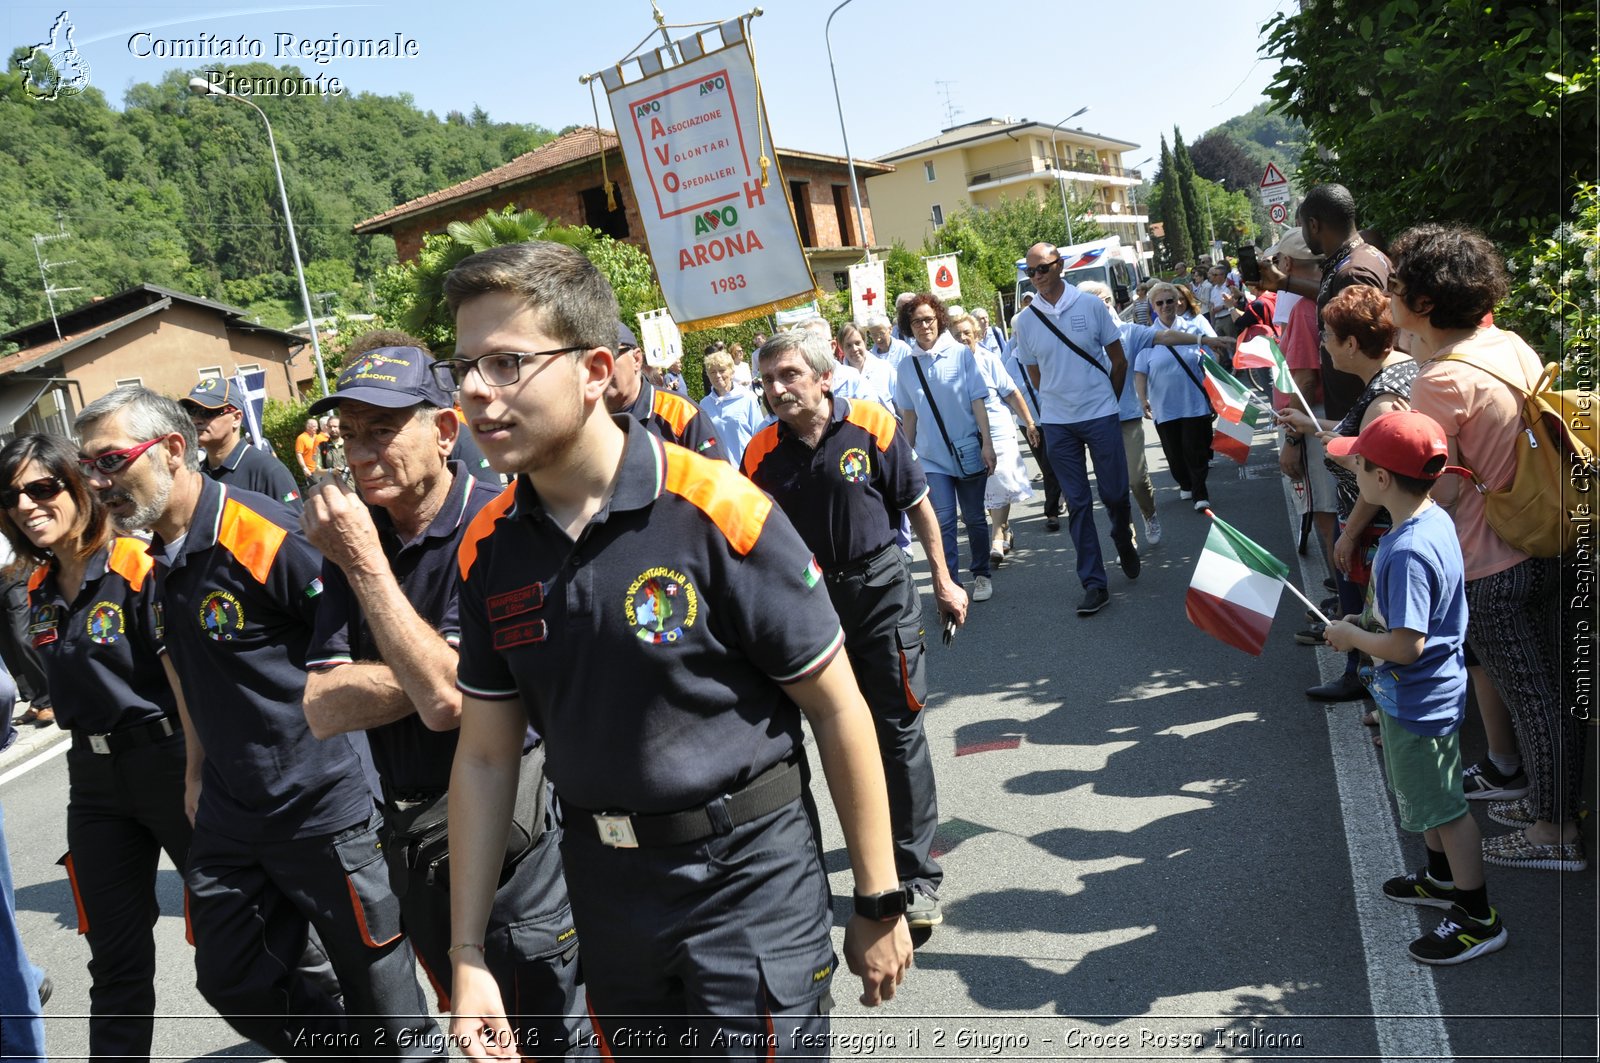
[{"left": 1323, "top": 410, "right": 1506, "bottom": 964}]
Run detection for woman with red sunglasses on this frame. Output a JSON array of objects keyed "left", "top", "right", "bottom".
[{"left": 0, "top": 433, "right": 192, "bottom": 1063}]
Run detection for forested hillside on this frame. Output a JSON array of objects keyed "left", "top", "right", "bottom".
[{"left": 0, "top": 59, "right": 556, "bottom": 343}]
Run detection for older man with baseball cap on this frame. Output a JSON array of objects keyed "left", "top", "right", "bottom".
[
  {"left": 301, "top": 345, "right": 591, "bottom": 1054},
  {"left": 179, "top": 378, "right": 302, "bottom": 507}
]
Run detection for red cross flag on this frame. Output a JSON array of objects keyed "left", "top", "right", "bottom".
[
  {"left": 926, "top": 253, "right": 961, "bottom": 300},
  {"left": 848, "top": 259, "right": 886, "bottom": 325}
]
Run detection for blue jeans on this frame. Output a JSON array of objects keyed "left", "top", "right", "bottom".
[
  {"left": 925, "top": 472, "right": 991, "bottom": 583},
  {"left": 1042, "top": 415, "right": 1134, "bottom": 590},
  {"left": 1, "top": 798, "right": 48, "bottom": 1060}
]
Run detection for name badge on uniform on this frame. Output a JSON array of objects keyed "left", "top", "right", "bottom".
[
  {"left": 488, "top": 583, "right": 543, "bottom": 621},
  {"left": 28, "top": 604, "right": 60, "bottom": 648}
]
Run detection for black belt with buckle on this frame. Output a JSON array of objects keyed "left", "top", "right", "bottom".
[
  {"left": 825, "top": 542, "right": 897, "bottom": 583},
  {"left": 567, "top": 755, "right": 805, "bottom": 849},
  {"left": 75, "top": 715, "right": 181, "bottom": 756}
]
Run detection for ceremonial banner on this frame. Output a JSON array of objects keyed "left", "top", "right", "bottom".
[
  {"left": 230, "top": 370, "right": 268, "bottom": 449},
  {"left": 1186, "top": 513, "right": 1289, "bottom": 656},
  {"left": 636, "top": 308, "right": 682, "bottom": 369},
  {"left": 926, "top": 254, "right": 961, "bottom": 300},
  {"left": 848, "top": 259, "right": 886, "bottom": 325},
  {"left": 602, "top": 19, "right": 816, "bottom": 331}
]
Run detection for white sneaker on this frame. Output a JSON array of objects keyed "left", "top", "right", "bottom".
[
  {"left": 1144, "top": 516, "right": 1163, "bottom": 546},
  {"left": 1193, "top": 499, "right": 1211, "bottom": 512},
  {"left": 972, "top": 576, "right": 994, "bottom": 602},
  {"left": 1179, "top": 490, "right": 1193, "bottom": 500}
]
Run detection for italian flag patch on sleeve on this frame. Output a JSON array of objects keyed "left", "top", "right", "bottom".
[
  {"left": 802, "top": 557, "right": 822, "bottom": 589},
  {"left": 305, "top": 577, "right": 323, "bottom": 599}
]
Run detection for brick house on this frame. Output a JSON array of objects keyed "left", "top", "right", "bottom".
[
  {"left": 0, "top": 284, "right": 308, "bottom": 438},
  {"left": 353, "top": 127, "right": 893, "bottom": 293}
]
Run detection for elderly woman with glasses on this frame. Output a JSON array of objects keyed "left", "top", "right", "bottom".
[
  {"left": 0, "top": 433, "right": 193, "bottom": 1063},
  {"left": 1134, "top": 282, "right": 1219, "bottom": 511}
]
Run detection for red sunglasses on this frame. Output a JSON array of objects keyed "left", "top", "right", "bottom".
[{"left": 79, "top": 437, "right": 165, "bottom": 475}]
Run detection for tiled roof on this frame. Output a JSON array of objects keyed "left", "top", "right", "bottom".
[
  {"left": 0, "top": 303, "right": 168, "bottom": 377},
  {"left": 354, "top": 126, "right": 894, "bottom": 234}
]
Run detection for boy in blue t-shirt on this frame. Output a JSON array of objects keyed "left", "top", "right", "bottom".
[{"left": 1323, "top": 411, "right": 1506, "bottom": 965}]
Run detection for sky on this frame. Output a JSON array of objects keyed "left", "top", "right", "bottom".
[{"left": 5, "top": 0, "right": 1294, "bottom": 177}]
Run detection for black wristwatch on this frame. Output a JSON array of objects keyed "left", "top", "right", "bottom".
[{"left": 853, "top": 888, "right": 908, "bottom": 921}]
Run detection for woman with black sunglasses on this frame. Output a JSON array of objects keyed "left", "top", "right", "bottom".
[{"left": 0, "top": 433, "right": 193, "bottom": 1063}]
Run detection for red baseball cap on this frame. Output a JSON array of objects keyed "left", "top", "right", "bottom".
[{"left": 1325, "top": 410, "right": 1459, "bottom": 479}]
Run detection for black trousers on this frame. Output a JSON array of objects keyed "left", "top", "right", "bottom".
[
  {"left": 185, "top": 810, "right": 442, "bottom": 1061},
  {"left": 1025, "top": 436, "right": 1063, "bottom": 519},
  {"left": 61, "top": 731, "right": 192, "bottom": 1063},
  {"left": 1154, "top": 416, "right": 1214, "bottom": 500},
  {"left": 388, "top": 792, "right": 593, "bottom": 1058},
  {"left": 825, "top": 544, "right": 941, "bottom": 895}
]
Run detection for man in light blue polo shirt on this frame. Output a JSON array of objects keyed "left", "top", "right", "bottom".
[{"left": 1012, "top": 242, "right": 1138, "bottom": 617}]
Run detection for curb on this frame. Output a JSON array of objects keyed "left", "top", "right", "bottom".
[{"left": 0, "top": 711, "right": 70, "bottom": 780}]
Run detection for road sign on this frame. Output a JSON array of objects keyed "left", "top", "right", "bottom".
[
  {"left": 1269, "top": 203, "right": 1289, "bottom": 224},
  {"left": 1260, "top": 162, "right": 1292, "bottom": 207}
]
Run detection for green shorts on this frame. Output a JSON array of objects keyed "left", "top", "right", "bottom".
[{"left": 1379, "top": 711, "right": 1470, "bottom": 832}]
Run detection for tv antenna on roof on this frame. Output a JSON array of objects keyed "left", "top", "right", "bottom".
[{"left": 934, "top": 80, "right": 962, "bottom": 129}]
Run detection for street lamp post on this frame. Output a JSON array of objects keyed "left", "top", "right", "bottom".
[
  {"left": 825, "top": 0, "right": 869, "bottom": 254},
  {"left": 1049, "top": 107, "right": 1090, "bottom": 247},
  {"left": 188, "top": 77, "right": 329, "bottom": 396},
  {"left": 1129, "top": 155, "right": 1153, "bottom": 269}
]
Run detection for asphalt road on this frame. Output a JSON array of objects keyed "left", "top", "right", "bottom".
[{"left": 2, "top": 428, "right": 1595, "bottom": 1061}]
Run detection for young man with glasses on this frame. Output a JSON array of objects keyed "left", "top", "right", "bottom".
[
  {"left": 74, "top": 386, "right": 442, "bottom": 1062},
  {"left": 1011, "top": 243, "right": 1140, "bottom": 617},
  {"left": 179, "top": 378, "right": 301, "bottom": 506}
]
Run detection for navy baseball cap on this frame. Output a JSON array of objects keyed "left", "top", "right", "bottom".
[
  {"left": 308, "top": 346, "right": 453, "bottom": 416},
  {"left": 617, "top": 322, "right": 639, "bottom": 351},
  {"left": 181, "top": 377, "right": 241, "bottom": 411}
]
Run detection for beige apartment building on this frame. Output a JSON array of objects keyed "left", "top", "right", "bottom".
[{"left": 867, "top": 117, "right": 1148, "bottom": 261}]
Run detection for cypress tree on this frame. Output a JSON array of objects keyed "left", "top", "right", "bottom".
[
  {"left": 1173, "top": 127, "right": 1207, "bottom": 260},
  {"left": 1154, "top": 136, "right": 1192, "bottom": 271}
]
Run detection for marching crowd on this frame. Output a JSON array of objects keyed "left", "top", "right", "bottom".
[{"left": 0, "top": 181, "right": 1587, "bottom": 1060}]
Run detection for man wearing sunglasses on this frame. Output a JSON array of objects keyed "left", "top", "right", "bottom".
[
  {"left": 179, "top": 379, "right": 302, "bottom": 508},
  {"left": 74, "top": 386, "right": 442, "bottom": 1061},
  {"left": 297, "top": 345, "right": 590, "bottom": 1055},
  {"left": 604, "top": 322, "right": 726, "bottom": 462},
  {"left": 1011, "top": 242, "right": 1140, "bottom": 617}
]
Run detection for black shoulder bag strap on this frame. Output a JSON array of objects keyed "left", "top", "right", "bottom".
[
  {"left": 1017, "top": 362, "right": 1042, "bottom": 416},
  {"left": 909, "top": 353, "right": 962, "bottom": 464},
  {"left": 1164, "top": 344, "right": 1210, "bottom": 398},
  {"left": 1028, "top": 303, "right": 1110, "bottom": 377}
]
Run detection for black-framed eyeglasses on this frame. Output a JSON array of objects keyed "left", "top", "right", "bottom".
[
  {"left": 0, "top": 477, "right": 66, "bottom": 510},
  {"left": 909, "top": 316, "right": 939, "bottom": 327},
  {"left": 79, "top": 437, "right": 165, "bottom": 476},
  {"left": 1026, "top": 258, "right": 1062, "bottom": 278},
  {"left": 430, "top": 348, "right": 584, "bottom": 391}
]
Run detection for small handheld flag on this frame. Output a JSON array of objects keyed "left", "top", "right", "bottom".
[
  {"left": 1185, "top": 512, "right": 1290, "bottom": 655},
  {"left": 1234, "top": 335, "right": 1319, "bottom": 424}
]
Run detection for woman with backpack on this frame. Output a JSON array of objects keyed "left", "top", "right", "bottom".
[{"left": 1391, "top": 223, "right": 1583, "bottom": 873}]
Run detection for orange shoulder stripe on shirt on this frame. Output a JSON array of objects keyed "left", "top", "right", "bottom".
[
  {"left": 458, "top": 483, "right": 517, "bottom": 581},
  {"left": 843, "top": 400, "right": 898, "bottom": 452},
  {"left": 663, "top": 445, "right": 771, "bottom": 557},
  {"left": 741, "top": 422, "right": 783, "bottom": 479},
  {"left": 26, "top": 563, "right": 47, "bottom": 594},
  {"left": 217, "top": 498, "right": 287, "bottom": 586},
  {"left": 651, "top": 389, "right": 699, "bottom": 436},
  {"left": 107, "top": 536, "right": 155, "bottom": 592}
]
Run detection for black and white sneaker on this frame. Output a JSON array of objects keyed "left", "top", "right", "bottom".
[
  {"left": 1408, "top": 906, "right": 1507, "bottom": 965},
  {"left": 1381, "top": 868, "right": 1461, "bottom": 910},
  {"left": 1462, "top": 759, "right": 1530, "bottom": 801}
]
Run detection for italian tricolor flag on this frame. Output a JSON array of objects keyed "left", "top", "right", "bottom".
[
  {"left": 1233, "top": 335, "right": 1296, "bottom": 393},
  {"left": 1200, "top": 354, "right": 1261, "bottom": 463},
  {"left": 1186, "top": 513, "right": 1290, "bottom": 656}
]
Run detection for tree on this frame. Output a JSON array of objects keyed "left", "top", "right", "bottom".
[
  {"left": 1261, "top": 0, "right": 1596, "bottom": 246},
  {"left": 1189, "top": 132, "right": 1261, "bottom": 194},
  {"left": 1152, "top": 136, "right": 1193, "bottom": 272},
  {"left": 1172, "top": 128, "right": 1206, "bottom": 259}
]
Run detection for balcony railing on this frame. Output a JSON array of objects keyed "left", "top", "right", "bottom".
[{"left": 965, "top": 157, "right": 1143, "bottom": 186}]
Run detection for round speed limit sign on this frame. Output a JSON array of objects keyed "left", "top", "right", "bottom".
[{"left": 1269, "top": 203, "right": 1289, "bottom": 224}]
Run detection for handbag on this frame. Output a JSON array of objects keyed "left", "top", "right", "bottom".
[
  {"left": 910, "top": 353, "right": 986, "bottom": 479},
  {"left": 384, "top": 743, "right": 549, "bottom": 894}
]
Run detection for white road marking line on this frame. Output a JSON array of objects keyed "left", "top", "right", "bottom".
[{"left": 0, "top": 734, "right": 69, "bottom": 786}]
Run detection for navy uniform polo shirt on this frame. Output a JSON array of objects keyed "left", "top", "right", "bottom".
[
  {"left": 204, "top": 438, "right": 303, "bottom": 509},
  {"left": 450, "top": 416, "right": 498, "bottom": 479},
  {"left": 454, "top": 416, "right": 843, "bottom": 815},
  {"left": 628, "top": 378, "right": 726, "bottom": 463},
  {"left": 27, "top": 537, "right": 172, "bottom": 734},
  {"left": 152, "top": 478, "right": 372, "bottom": 841},
  {"left": 306, "top": 462, "right": 502, "bottom": 797},
  {"left": 742, "top": 397, "right": 928, "bottom": 570}
]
